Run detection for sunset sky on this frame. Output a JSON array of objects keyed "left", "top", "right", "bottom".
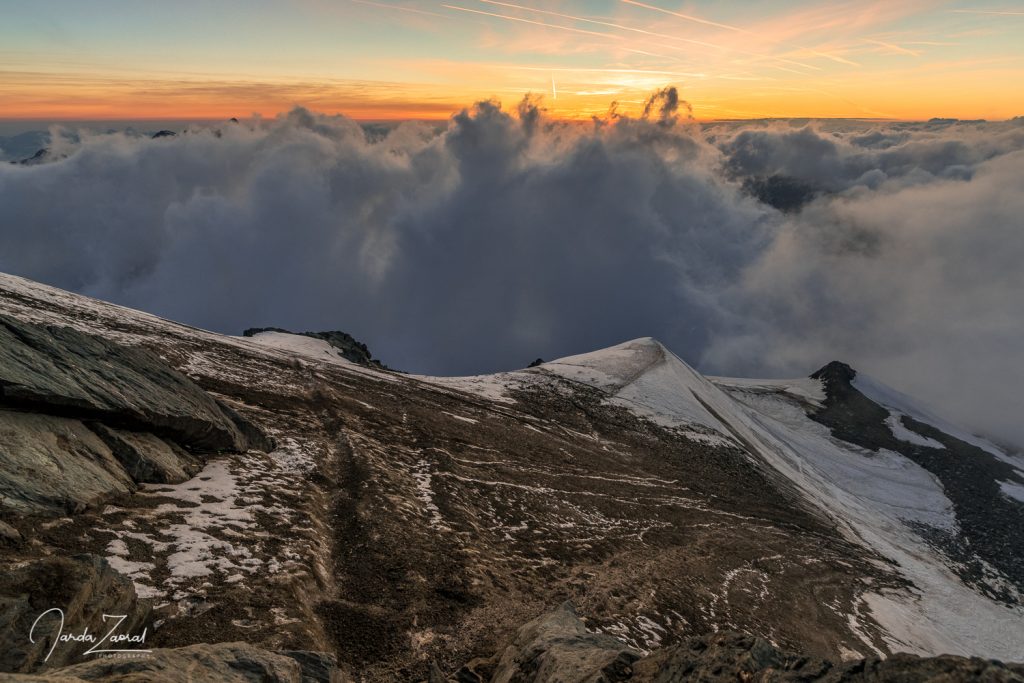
[{"left": 2, "top": 0, "right": 1023, "bottom": 121}]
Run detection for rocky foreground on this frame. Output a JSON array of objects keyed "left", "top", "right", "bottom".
[
  {"left": 1, "top": 272, "right": 1023, "bottom": 681},
  {"left": 1, "top": 598, "right": 1022, "bottom": 682}
]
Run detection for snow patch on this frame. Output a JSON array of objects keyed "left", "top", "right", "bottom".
[
  {"left": 853, "top": 373, "right": 1015, "bottom": 464},
  {"left": 885, "top": 413, "right": 945, "bottom": 449},
  {"left": 999, "top": 480, "right": 1024, "bottom": 504}
]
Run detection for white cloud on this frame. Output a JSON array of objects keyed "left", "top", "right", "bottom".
[{"left": 1, "top": 98, "right": 1022, "bottom": 446}]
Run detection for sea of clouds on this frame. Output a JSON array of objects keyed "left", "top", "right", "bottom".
[{"left": 2, "top": 90, "right": 1022, "bottom": 447}]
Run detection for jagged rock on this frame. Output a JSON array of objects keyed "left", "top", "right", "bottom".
[
  {"left": 151, "top": 130, "right": 177, "bottom": 139},
  {"left": 0, "top": 411, "right": 135, "bottom": 513},
  {"left": 0, "top": 642, "right": 305, "bottom": 682},
  {"left": 0, "top": 314, "right": 269, "bottom": 453},
  {"left": 490, "top": 602, "right": 641, "bottom": 683},
  {"left": 629, "top": 630, "right": 1024, "bottom": 682},
  {"left": 0, "top": 555, "right": 150, "bottom": 673},
  {"left": 90, "top": 425, "right": 200, "bottom": 485}
]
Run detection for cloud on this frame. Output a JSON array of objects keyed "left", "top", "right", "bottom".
[
  {"left": 705, "top": 144, "right": 1024, "bottom": 449},
  {"left": 1, "top": 100, "right": 1023, "bottom": 447}
]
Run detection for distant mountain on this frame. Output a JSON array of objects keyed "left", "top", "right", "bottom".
[
  {"left": 0, "top": 131, "right": 49, "bottom": 162},
  {"left": 0, "top": 272, "right": 1021, "bottom": 681}
]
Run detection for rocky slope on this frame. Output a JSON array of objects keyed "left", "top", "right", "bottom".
[{"left": 0, "top": 272, "right": 1022, "bottom": 681}]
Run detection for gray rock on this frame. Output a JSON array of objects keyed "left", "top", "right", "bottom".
[
  {"left": 0, "top": 642, "right": 303, "bottom": 682},
  {"left": 0, "top": 314, "right": 268, "bottom": 453},
  {"left": 89, "top": 425, "right": 199, "bottom": 485},
  {"left": 0, "top": 555, "right": 150, "bottom": 673},
  {"left": 490, "top": 602, "right": 641, "bottom": 683},
  {"left": 0, "top": 411, "right": 135, "bottom": 514}
]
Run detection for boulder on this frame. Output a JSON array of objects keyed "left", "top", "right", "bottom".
[
  {"left": 490, "top": 602, "right": 641, "bottom": 683},
  {"left": 0, "top": 555, "right": 150, "bottom": 673}
]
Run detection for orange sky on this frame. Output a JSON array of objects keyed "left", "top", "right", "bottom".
[{"left": 2, "top": 1, "right": 1022, "bottom": 122}]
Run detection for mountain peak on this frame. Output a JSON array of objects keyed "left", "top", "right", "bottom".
[{"left": 810, "top": 360, "right": 856, "bottom": 384}]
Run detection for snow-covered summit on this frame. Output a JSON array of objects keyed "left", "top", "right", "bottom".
[{"left": 538, "top": 337, "right": 734, "bottom": 435}]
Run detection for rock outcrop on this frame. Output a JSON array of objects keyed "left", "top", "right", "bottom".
[
  {"left": 490, "top": 603, "right": 641, "bottom": 683},
  {"left": 89, "top": 424, "right": 200, "bottom": 485},
  {"left": 0, "top": 411, "right": 135, "bottom": 513},
  {"left": 0, "top": 314, "right": 268, "bottom": 453},
  {"left": 0, "top": 314, "right": 271, "bottom": 513},
  {"left": 0, "top": 555, "right": 150, "bottom": 673}
]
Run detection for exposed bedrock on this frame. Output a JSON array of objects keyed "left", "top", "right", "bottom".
[
  {"left": 0, "top": 314, "right": 270, "bottom": 452},
  {"left": 0, "top": 314, "right": 271, "bottom": 513}
]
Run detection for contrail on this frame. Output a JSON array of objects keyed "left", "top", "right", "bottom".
[
  {"left": 619, "top": 0, "right": 748, "bottom": 33},
  {"left": 863, "top": 38, "right": 921, "bottom": 56},
  {"left": 472, "top": 0, "right": 821, "bottom": 71},
  {"left": 620, "top": 0, "right": 860, "bottom": 69},
  {"left": 349, "top": 0, "right": 446, "bottom": 18},
  {"left": 950, "top": 9, "right": 1024, "bottom": 16},
  {"left": 442, "top": 4, "right": 624, "bottom": 39}
]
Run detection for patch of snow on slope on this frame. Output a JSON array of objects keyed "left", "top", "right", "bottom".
[
  {"left": 885, "top": 413, "right": 944, "bottom": 449},
  {"left": 243, "top": 331, "right": 353, "bottom": 364},
  {"left": 412, "top": 372, "right": 519, "bottom": 404},
  {"left": 1000, "top": 480, "right": 1024, "bottom": 504},
  {"left": 853, "top": 372, "right": 1017, "bottom": 465}
]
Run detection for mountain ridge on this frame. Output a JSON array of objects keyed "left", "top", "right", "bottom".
[{"left": 0, "top": 271, "right": 1022, "bottom": 680}]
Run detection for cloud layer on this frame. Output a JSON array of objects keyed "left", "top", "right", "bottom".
[{"left": 2, "top": 98, "right": 1022, "bottom": 446}]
